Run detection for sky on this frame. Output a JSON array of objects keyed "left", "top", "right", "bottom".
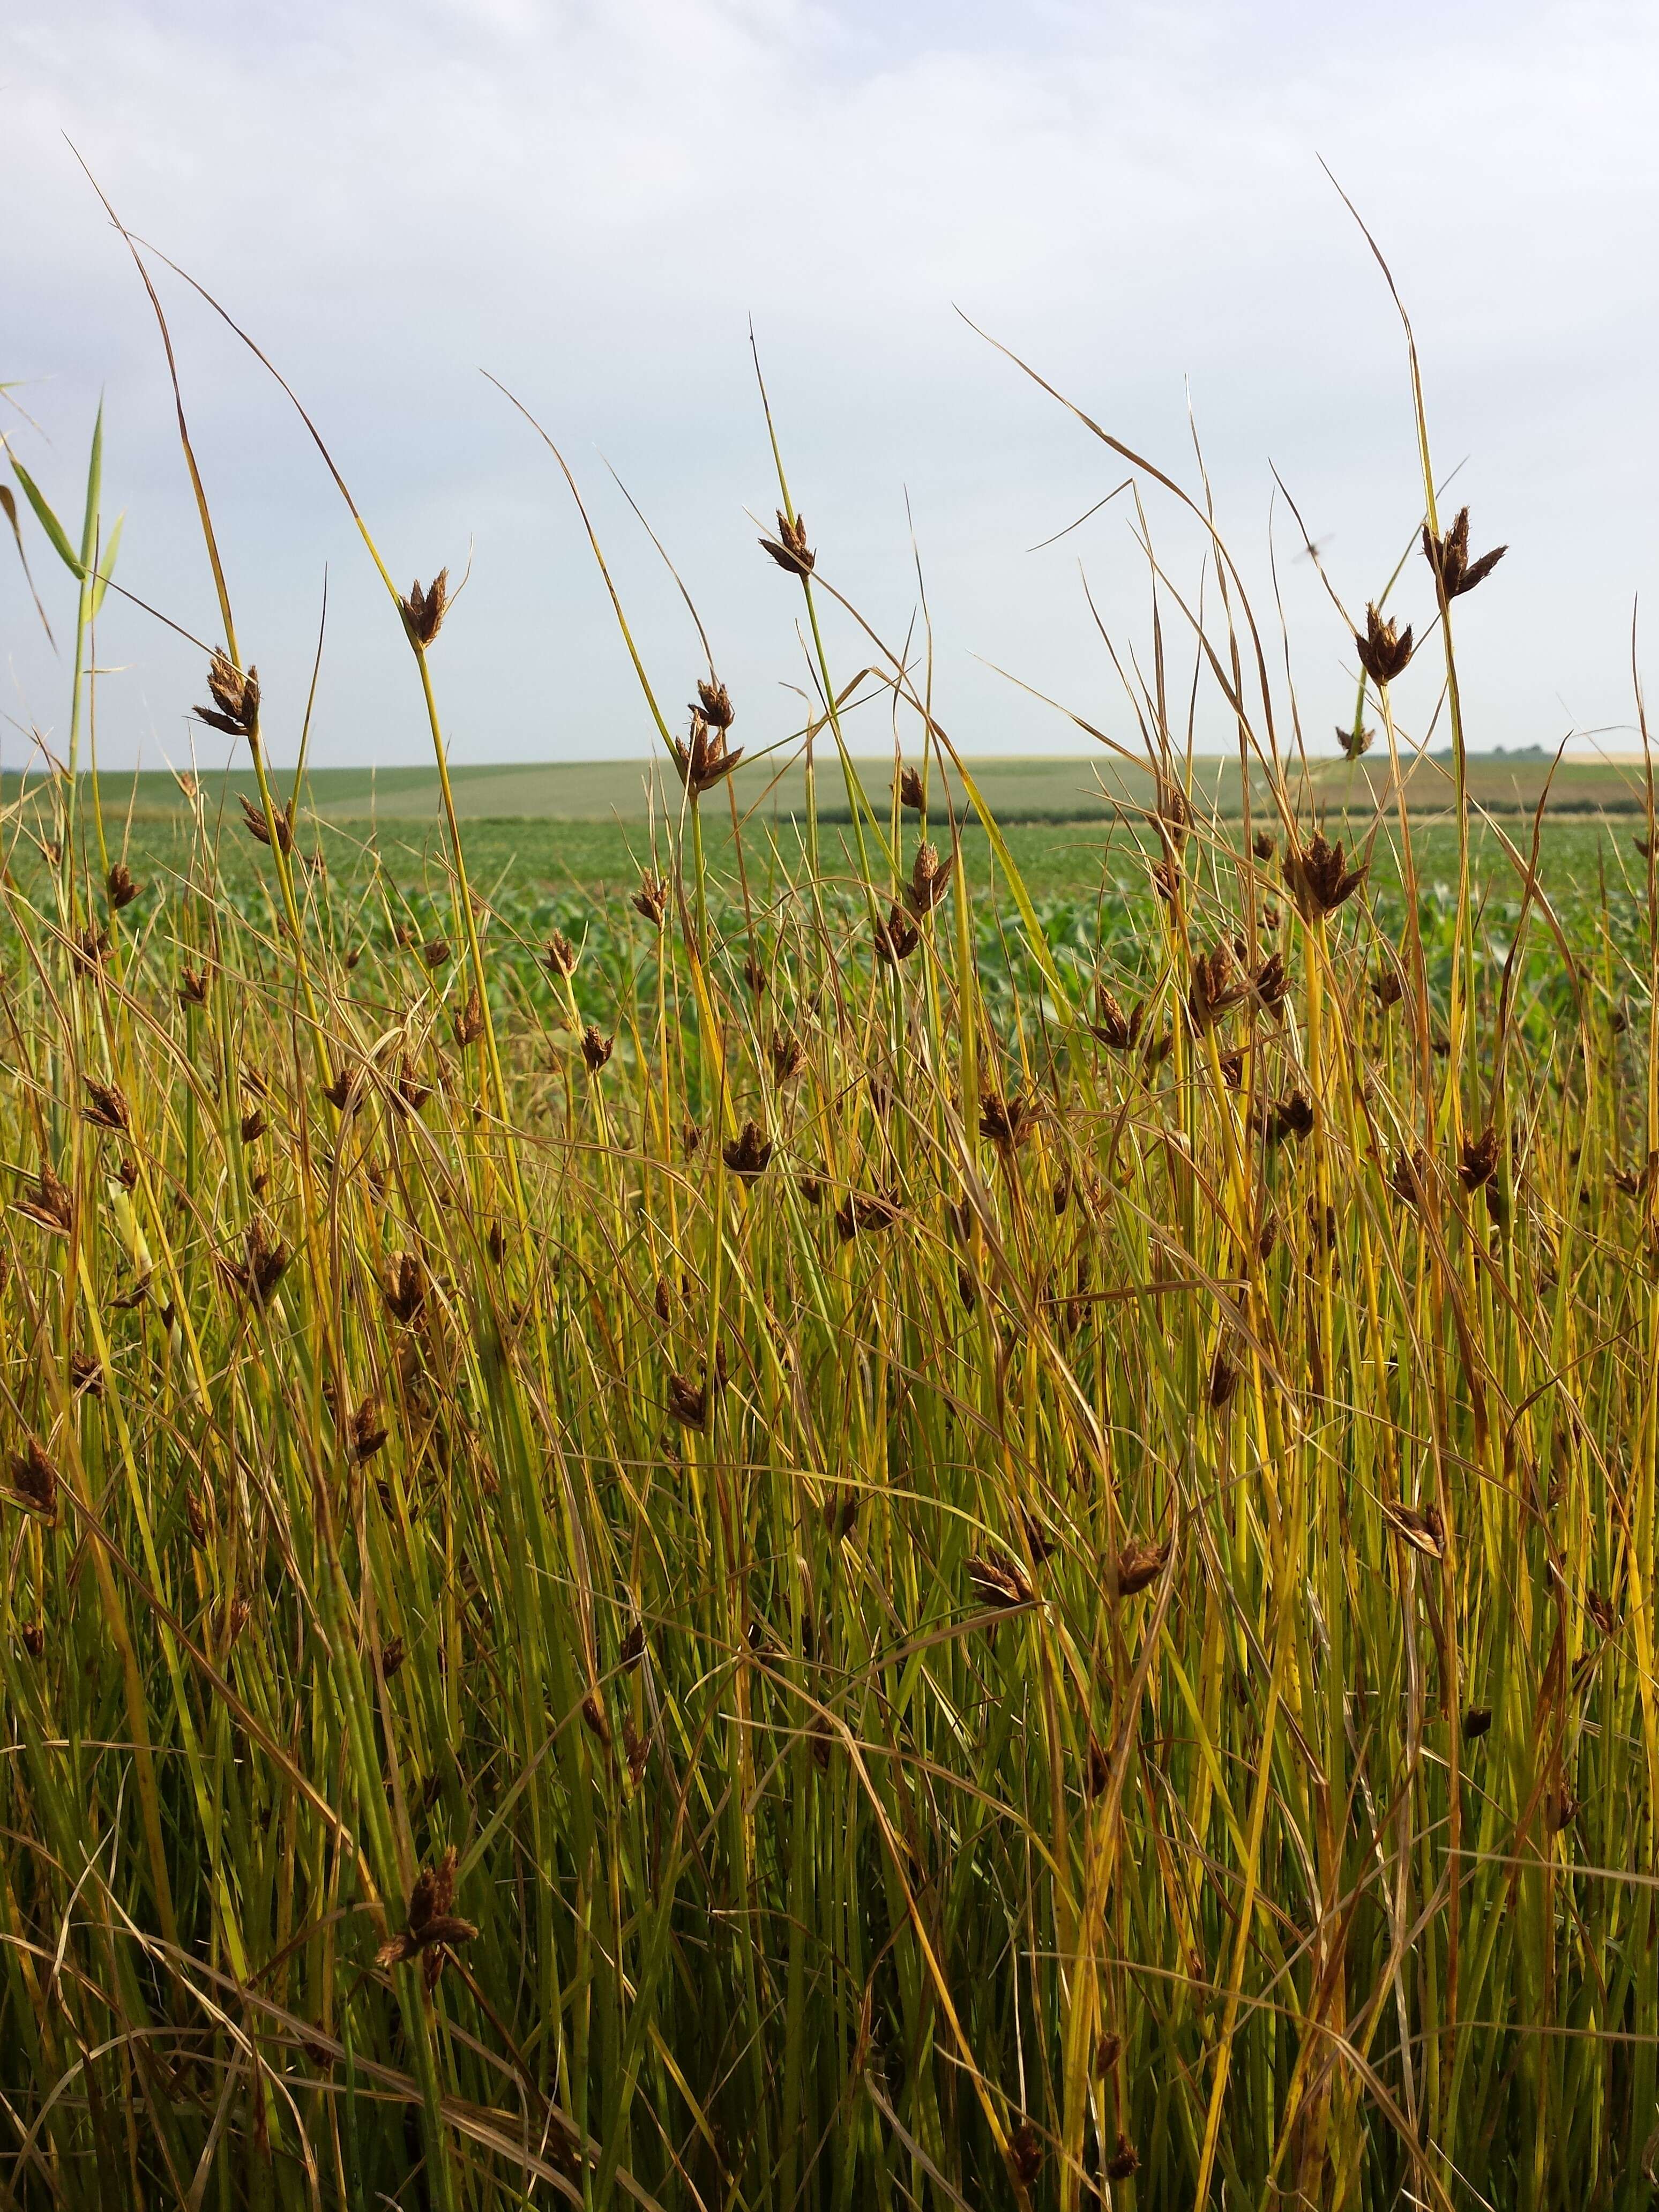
[{"left": 3, "top": 0, "right": 1658, "bottom": 777}]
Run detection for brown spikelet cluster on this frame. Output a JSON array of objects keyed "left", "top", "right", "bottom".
[
  {"left": 834, "top": 1189, "right": 899, "bottom": 1240},
  {"left": 177, "top": 964, "right": 210, "bottom": 1007},
  {"left": 376, "top": 1847, "right": 476, "bottom": 1990},
  {"left": 19, "top": 1165, "right": 75, "bottom": 1236},
  {"left": 899, "top": 765, "right": 925, "bottom": 809},
  {"left": 1355, "top": 604, "right": 1414, "bottom": 687},
  {"left": 8, "top": 1441, "right": 59, "bottom": 1526},
  {"left": 543, "top": 931, "right": 578, "bottom": 980},
  {"left": 905, "top": 840, "right": 954, "bottom": 917},
  {"left": 693, "top": 676, "right": 734, "bottom": 729},
  {"left": 383, "top": 1253, "right": 426, "bottom": 1325},
  {"left": 1458, "top": 1126, "right": 1500, "bottom": 1192},
  {"left": 239, "top": 793, "right": 295, "bottom": 854},
  {"left": 1336, "top": 720, "right": 1375, "bottom": 760},
  {"left": 673, "top": 709, "right": 744, "bottom": 798},
  {"left": 399, "top": 569, "right": 450, "bottom": 647},
  {"left": 1253, "top": 951, "right": 1289, "bottom": 1010},
  {"left": 1423, "top": 506, "right": 1506, "bottom": 600},
  {"left": 722, "top": 1121, "right": 772, "bottom": 1179},
  {"left": 631, "top": 871, "right": 669, "bottom": 928},
  {"left": 581, "top": 1025, "right": 614, "bottom": 1072},
  {"left": 348, "top": 1396, "right": 389, "bottom": 1463},
  {"left": 1283, "top": 831, "right": 1366, "bottom": 922},
  {"left": 82, "top": 1078, "right": 131, "bottom": 1133},
  {"left": 1187, "top": 944, "right": 1246, "bottom": 1033},
  {"left": 106, "top": 862, "right": 140, "bottom": 910},
  {"left": 979, "top": 1091, "right": 1036, "bottom": 1149},
  {"left": 1268, "top": 1092, "right": 1314, "bottom": 1145},
  {"left": 194, "top": 649, "right": 260, "bottom": 742},
  {"left": 1091, "top": 987, "right": 1144, "bottom": 1051},
  {"left": 1111, "top": 1536, "right": 1171, "bottom": 1599},
  {"left": 873, "top": 905, "right": 920, "bottom": 963},
  {"left": 1384, "top": 1500, "right": 1446, "bottom": 1560},
  {"left": 967, "top": 1553, "right": 1035, "bottom": 1611},
  {"left": 219, "top": 1221, "right": 289, "bottom": 1307},
  {"left": 769, "top": 1029, "right": 803, "bottom": 1085},
  {"left": 758, "top": 509, "right": 814, "bottom": 577},
  {"left": 453, "top": 988, "right": 485, "bottom": 1049},
  {"left": 666, "top": 1373, "right": 708, "bottom": 1431}
]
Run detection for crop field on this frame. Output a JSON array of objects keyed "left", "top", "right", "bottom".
[{"left": 4, "top": 323, "right": 1659, "bottom": 2212}]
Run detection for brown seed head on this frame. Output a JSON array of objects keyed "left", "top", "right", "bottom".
[
  {"left": 581, "top": 1025, "right": 614, "bottom": 1073},
  {"left": 381, "top": 1635, "right": 407, "bottom": 1679},
  {"left": 834, "top": 1189, "right": 899, "bottom": 1240},
  {"left": 1423, "top": 506, "right": 1506, "bottom": 600},
  {"left": 82, "top": 1078, "right": 131, "bottom": 1134},
  {"left": 1091, "top": 986, "right": 1144, "bottom": 1052},
  {"left": 581, "top": 1691, "right": 612, "bottom": 1749},
  {"left": 979, "top": 1090, "right": 1036, "bottom": 1148},
  {"left": 1336, "top": 720, "right": 1375, "bottom": 761},
  {"left": 722, "top": 1120, "right": 772, "bottom": 1178},
  {"left": 770, "top": 1028, "right": 804, "bottom": 1085},
  {"left": 1371, "top": 967, "right": 1404, "bottom": 1011},
  {"left": 759, "top": 508, "right": 814, "bottom": 576},
  {"left": 19, "top": 1164, "right": 75, "bottom": 1236},
  {"left": 694, "top": 676, "right": 735, "bottom": 729},
  {"left": 177, "top": 963, "right": 210, "bottom": 1007},
  {"left": 1462, "top": 1705, "right": 1492, "bottom": 1740},
  {"left": 400, "top": 569, "right": 450, "bottom": 648},
  {"left": 1253, "top": 951, "right": 1289, "bottom": 1010},
  {"left": 20, "top": 1621, "right": 45, "bottom": 1660},
  {"left": 1150, "top": 854, "right": 1182, "bottom": 904},
  {"left": 631, "top": 871, "right": 669, "bottom": 928},
  {"left": 1355, "top": 603, "right": 1414, "bottom": 686},
  {"left": 1268, "top": 1090, "right": 1314, "bottom": 1145},
  {"left": 967, "top": 1553, "right": 1035, "bottom": 1611},
  {"left": 1187, "top": 943, "right": 1245, "bottom": 1033},
  {"left": 1112, "top": 1536, "right": 1171, "bottom": 1598},
  {"left": 1384, "top": 1499, "right": 1446, "bottom": 1560},
  {"left": 220, "top": 1221, "right": 289, "bottom": 1307},
  {"left": 905, "top": 839, "right": 954, "bottom": 916},
  {"left": 238, "top": 793, "right": 294, "bottom": 853},
  {"left": 195, "top": 649, "right": 260, "bottom": 741},
  {"left": 1283, "top": 830, "right": 1367, "bottom": 921},
  {"left": 72, "top": 924, "right": 110, "bottom": 976},
  {"left": 1209, "top": 1347, "right": 1239, "bottom": 1410},
  {"left": 453, "top": 988, "right": 485, "bottom": 1049},
  {"left": 1007, "top": 2121, "right": 1043, "bottom": 2187},
  {"left": 873, "top": 903, "right": 920, "bottom": 963},
  {"left": 1105, "top": 2137, "right": 1141, "bottom": 2183},
  {"left": 1252, "top": 828, "right": 1277, "bottom": 862},
  {"left": 383, "top": 1253, "right": 426, "bottom": 1325},
  {"left": 10, "top": 1441, "right": 58, "bottom": 1524},
  {"left": 899, "top": 765, "right": 925, "bottom": 809},
  {"left": 420, "top": 937, "right": 451, "bottom": 969},
  {"left": 672, "top": 709, "right": 744, "bottom": 797},
  {"left": 350, "top": 1396, "right": 389, "bottom": 1464},
  {"left": 543, "top": 930, "right": 578, "bottom": 980},
  {"left": 106, "top": 861, "right": 140, "bottom": 910},
  {"left": 666, "top": 1373, "right": 708, "bottom": 1431},
  {"left": 239, "top": 1109, "right": 267, "bottom": 1146},
  {"left": 1458, "top": 1126, "right": 1500, "bottom": 1192}
]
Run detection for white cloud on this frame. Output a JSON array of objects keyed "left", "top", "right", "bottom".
[{"left": 3, "top": 0, "right": 1657, "bottom": 772}]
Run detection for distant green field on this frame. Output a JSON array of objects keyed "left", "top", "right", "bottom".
[
  {"left": 6, "top": 754, "right": 1651, "bottom": 932},
  {"left": 5, "top": 744, "right": 1655, "bottom": 831}
]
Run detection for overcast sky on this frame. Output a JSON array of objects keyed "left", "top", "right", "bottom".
[{"left": 4, "top": 0, "right": 1657, "bottom": 778}]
